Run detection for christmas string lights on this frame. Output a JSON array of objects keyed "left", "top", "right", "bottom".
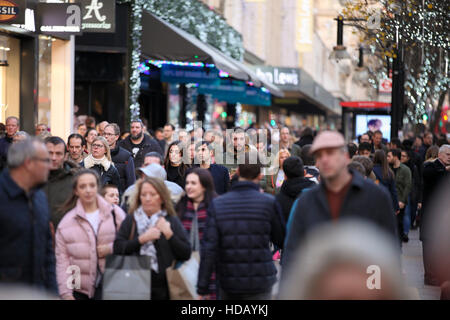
[
  {"left": 118, "top": 0, "right": 244, "bottom": 121},
  {"left": 342, "top": 0, "right": 449, "bottom": 124}
]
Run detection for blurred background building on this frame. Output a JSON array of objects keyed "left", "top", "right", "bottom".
[{"left": 1, "top": 0, "right": 398, "bottom": 140}]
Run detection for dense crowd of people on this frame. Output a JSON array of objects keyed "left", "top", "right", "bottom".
[{"left": 0, "top": 114, "right": 449, "bottom": 300}]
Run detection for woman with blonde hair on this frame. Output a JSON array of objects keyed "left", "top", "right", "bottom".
[
  {"left": 262, "top": 148, "right": 291, "bottom": 195},
  {"left": 114, "top": 177, "right": 191, "bottom": 300},
  {"left": 82, "top": 136, "right": 121, "bottom": 192},
  {"left": 56, "top": 169, "right": 126, "bottom": 300},
  {"left": 425, "top": 145, "right": 439, "bottom": 163}
]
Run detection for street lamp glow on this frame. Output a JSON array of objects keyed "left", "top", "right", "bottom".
[{"left": 329, "top": 45, "right": 352, "bottom": 62}]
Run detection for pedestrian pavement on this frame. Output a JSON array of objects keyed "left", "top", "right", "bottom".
[{"left": 401, "top": 228, "right": 441, "bottom": 300}]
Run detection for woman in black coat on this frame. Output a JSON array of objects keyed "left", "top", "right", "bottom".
[
  {"left": 164, "top": 140, "right": 190, "bottom": 188},
  {"left": 372, "top": 149, "right": 400, "bottom": 213},
  {"left": 114, "top": 177, "right": 191, "bottom": 300},
  {"left": 81, "top": 136, "right": 122, "bottom": 192}
]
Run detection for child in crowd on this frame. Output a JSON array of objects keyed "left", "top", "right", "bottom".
[{"left": 101, "top": 184, "right": 120, "bottom": 206}]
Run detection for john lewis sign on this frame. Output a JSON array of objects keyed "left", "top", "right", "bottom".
[{"left": 254, "top": 66, "right": 301, "bottom": 91}]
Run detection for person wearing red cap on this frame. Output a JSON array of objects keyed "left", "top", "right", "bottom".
[{"left": 281, "top": 131, "right": 398, "bottom": 278}]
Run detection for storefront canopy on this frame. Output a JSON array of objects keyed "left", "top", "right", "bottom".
[{"left": 141, "top": 11, "right": 283, "bottom": 97}]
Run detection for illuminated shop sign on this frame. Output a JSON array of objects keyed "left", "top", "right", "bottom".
[{"left": 0, "top": 0, "right": 26, "bottom": 24}]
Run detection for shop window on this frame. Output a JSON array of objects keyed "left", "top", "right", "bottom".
[
  {"left": 38, "top": 36, "right": 53, "bottom": 128},
  {"left": 0, "top": 35, "right": 20, "bottom": 123}
]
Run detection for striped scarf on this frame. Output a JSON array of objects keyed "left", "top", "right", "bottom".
[{"left": 180, "top": 200, "right": 207, "bottom": 244}]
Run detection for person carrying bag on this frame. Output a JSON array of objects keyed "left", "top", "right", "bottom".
[
  {"left": 103, "top": 216, "right": 152, "bottom": 300},
  {"left": 112, "top": 177, "right": 191, "bottom": 300},
  {"left": 166, "top": 210, "right": 200, "bottom": 300}
]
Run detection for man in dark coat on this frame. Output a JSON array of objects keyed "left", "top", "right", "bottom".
[
  {"left": 276, "top": 156, "right": 315, "bottom": 223},
  {"left": 419, "top": 132, "right": 434, "bottom": 162},
  {"left": 421, "top": 144, "right": 450, "bottom": 286},
  {"left": 104, "top": 123, "right": 136, "bottom": 190},
  {"left": 195, "top": 141, "right": 230, "bottom": 195},
  {"left": 295, "top": 127, "right": 314, "bottom": 148},
  {"left": 0, "top": 116, "right": 19, "bottom": 172},
  {"left": 43, "top": 136, "right": 79, "bottom": 228},
  {"left": 119, "top": 120, "right": 163, "bottom": 169},
  {"left": 282, "top": 131, "right": 398, "bottom": 281},
  {"left": 299, "top": 144, "right": 320, "bottom": 184},
  {"left": 387, "top": 149, "right": 412, "bottom": 244},
  {"left": 197, "top": 153, "right": 285, "bottom": 300},
  {"left": 0, "top": 138, "right": 57, "bottom": 293}
]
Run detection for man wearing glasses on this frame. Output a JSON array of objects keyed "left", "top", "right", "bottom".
[
  {"left": 0, "top": 138, "right": 57, "bottom": 294},
  {"left": 103, "top": 123, "right": 136, "bottom": 190}
]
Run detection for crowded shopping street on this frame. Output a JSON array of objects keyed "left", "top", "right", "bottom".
[{"left": 0, "top": 0, "right": 449, "bottom": 304}]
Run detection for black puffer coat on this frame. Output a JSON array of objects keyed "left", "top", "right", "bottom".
[{"left": 197, "top": 181, "right": 285, "bottom": 295}]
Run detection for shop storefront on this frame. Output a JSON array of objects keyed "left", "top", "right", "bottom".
[
  {"left": 74, "top": 2, "right": 282, "bottom": 132},
  {"left": 74, "top": 1, "right": 127, "bottom": 129},
  {"left": 254, "top": 65, "right": 341, "bottom": 130},
  {"left": 0, "top": 0, "right": 77, "bottom": 139},
  {"left": 138, "top": 11, "right": 282, "bottom": 130}
]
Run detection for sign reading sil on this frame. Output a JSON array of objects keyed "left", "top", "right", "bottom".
[{"left": 0, "top": 0, "right": 26, "bottom": 24}]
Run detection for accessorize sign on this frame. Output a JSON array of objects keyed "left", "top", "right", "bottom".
[
  {"left": 0, "top": 0, "right": 26, "bottom": 24},
  {"left": 80, "top": 0, "right": 115, "bottom": 33},
  {"left": 36, "top": 3, "right": 82, "bottom": 36}
]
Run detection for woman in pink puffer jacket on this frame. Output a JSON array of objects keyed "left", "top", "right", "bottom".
[{"left": 55, "top": 169, "right": 126, "bottom": 300}]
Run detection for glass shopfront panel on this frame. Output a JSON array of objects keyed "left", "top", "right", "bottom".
[
  {"left": 0, "top": 34, "right": 20, "bottom": 124},
  {"left": 38, "top": 35, "right": 53, "bottom": 129}
]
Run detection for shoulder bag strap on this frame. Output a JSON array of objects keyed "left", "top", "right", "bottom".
[
  {"left": 111, "top": 207, "right": 117, "bottom": 231},
  {"left": 129, "top": 214, "right": 136, "bottom": 241},
  {"left": 190, "top": 211, "right": 200, "bottom": 252}
]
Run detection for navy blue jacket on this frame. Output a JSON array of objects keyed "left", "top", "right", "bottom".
[
  {"left": 0, "top": 136, "right": 13, "bottom": 172},
  {"left": 282, "top": 170, "right": 398, "bottom": 278},
  {"left": 197, "top": 181, "right": 285, "bottom": 295},
  {"left": 0, "top": 169, "right": 57, "bottom": 293},
  {"left": 372, "top": 165, "right": 400, "bottom": 212},
  {"left": 206, "top": 164, "right": 230, "bottom": 195}
]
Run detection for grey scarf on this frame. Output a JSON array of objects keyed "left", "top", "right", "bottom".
[{"left": 134, "top": 206, "right": 167, "bottom": 273}]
